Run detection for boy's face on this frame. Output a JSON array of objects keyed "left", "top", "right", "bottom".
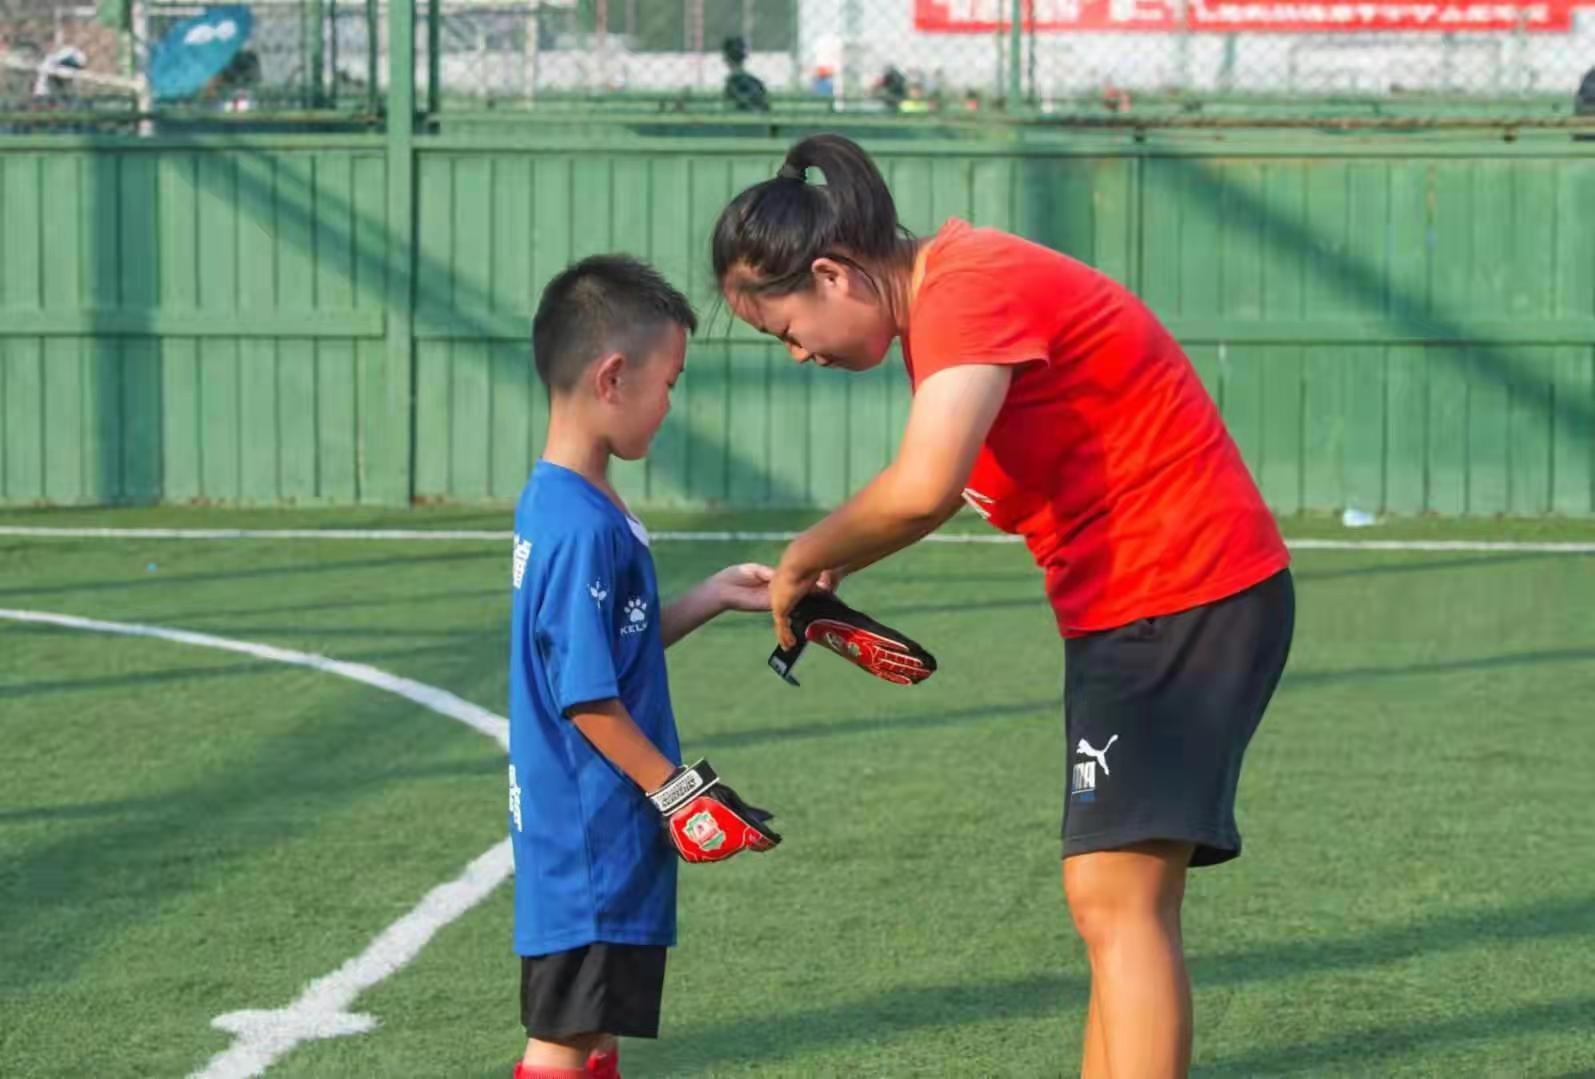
[{"left": 607, "top": 323, "right": 686, "bottom": 461}]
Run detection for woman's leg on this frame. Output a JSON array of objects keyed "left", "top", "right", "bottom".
[
  {"left": 1080, "top": 979, "right": 1110, "bottom": 1079},
  {"left": 1064, "top": 841, "right": 1193, "bottom": 1079}
]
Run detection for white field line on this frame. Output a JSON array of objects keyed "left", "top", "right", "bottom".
[
  {"left": 0, "top": 608, "right": 511, "bottom": 1079},
  {"left": 1, "top": 525, "right": 1592, "bottom": 554}
]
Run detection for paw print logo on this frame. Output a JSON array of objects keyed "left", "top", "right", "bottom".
[{"left": 626, "top": 598, "right": 647, "bottom": 624}]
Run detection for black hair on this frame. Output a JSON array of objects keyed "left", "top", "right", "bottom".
[
  {"left": 531, "top": 254, "right": 697, "bottom": 394},
  {"left": 710, "top": 133, "right": 913, "bottom": 299}
]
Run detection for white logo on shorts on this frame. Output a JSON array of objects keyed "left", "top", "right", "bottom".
[
  {"left": 1072, "top": 760, "right": 1097, "bottom": 797},
  {"left": 1075, "top": 735, "right": 1119, "bottom": 776}
]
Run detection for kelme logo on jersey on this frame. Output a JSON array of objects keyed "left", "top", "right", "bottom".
[
  {"left": 683, "top": 810, "right": 726, "bottom": 851},
  {"left": 621, "top": 597, "right": 649, "bottom": 636}
]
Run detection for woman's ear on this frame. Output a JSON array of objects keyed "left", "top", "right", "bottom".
[
  {"left": 810, "top": 257, "right": 847, "bottom": 293},
  {"left": 592, "top": 352, "right": 627, "bottom": 403}
]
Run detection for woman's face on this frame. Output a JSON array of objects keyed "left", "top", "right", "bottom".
[{"left": 724, "top": 259, "right": 897, "bottom": 372}]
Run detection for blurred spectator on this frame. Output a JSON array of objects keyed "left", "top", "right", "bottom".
[
  {"left": 1577, "top": 65, "right": 1595, "bottom": 116},
  {"left": 721, "top": 36, "right": 768, "bottom": 112},
  {"left": 206, "top": 47, "right": 260, "bottom": 112},
  {"left": 33, "top": 44, "right": 85, "bottom": 101},
  {"left": 810, "top": 66, "right": 834, "bottom": 97},
  {"left": 875, "top": 65, "right": 907, "bottom": 110}
]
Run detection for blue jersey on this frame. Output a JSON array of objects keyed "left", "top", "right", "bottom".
[{"left": 507, "top": 461, "right": 680, "bottom": 956}]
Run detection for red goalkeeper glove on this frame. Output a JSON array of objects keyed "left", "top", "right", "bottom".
[
  {"left": 647, "top": 760, "right": 780, "bottom": 864},
  {"left": 769, "top": 591, "right": 938, "bottom": 687}
]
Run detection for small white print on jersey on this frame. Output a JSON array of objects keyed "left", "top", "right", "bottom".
[
  {"left": 620, "top": 597, "right": 649, "bottom": 636},
  {"left": 511, "top": 534, "right": 531, "bottom": 590}
]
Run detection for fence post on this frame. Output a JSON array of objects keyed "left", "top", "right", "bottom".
[
  {"left": 1008, "top": 0, "right": 1023, "bottom": 107},
  {"left": 379, "top": 0, "right": 417, "bottom": 505},
  {"left": 307, "top": 0, "right": 327, "bottom": 106},
  {"left": 427, "top": 0, "right": 441, "bottom": 114}
]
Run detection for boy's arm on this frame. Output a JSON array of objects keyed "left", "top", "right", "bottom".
[
  {"left": 570, "top": 698, "right": 781, "bottom": 864},
  {"left": 567, "top": 698, "right": 677, "bottom": 790},
  {"left": 661, "top": 562, "right": 773, "bottom": 648}
]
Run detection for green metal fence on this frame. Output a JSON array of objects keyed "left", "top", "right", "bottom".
[
  {"left": 5, "top": 0, "right": 1595, "bottom": 128},
  {"left": 0, "top": 0, "right": 1591, "bottom": 515}
]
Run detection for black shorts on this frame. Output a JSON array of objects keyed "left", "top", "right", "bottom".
[
  {"left": 520, "top": 943, "right": 668, "bottom": 1041},
  {"left": 1062, "top": 569, "right": 1294, "bottom": 867}
]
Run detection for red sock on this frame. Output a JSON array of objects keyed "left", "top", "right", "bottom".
[
  {"left": 514, "top": 1063, "right": 587, "bottom": 1079},
  {"left": 585, "top": 1047, "right": 620, "bottom": 1079}
]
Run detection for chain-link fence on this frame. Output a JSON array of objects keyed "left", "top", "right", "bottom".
[
  {"left": 0, "top": 0, "right": 379, "bottom": 129},
  {"left": 3, "top": 0, "right": 1591, "bottom": 127},
  {"left": 425, "top": 0, "right": 1595, "bottom": 119}
]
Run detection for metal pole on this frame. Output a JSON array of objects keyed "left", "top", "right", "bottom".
[
  {"left": 1007, "top": 0, "right": 1022, "bottom": 107},
  {"left": 383, "top": 0, "right": 418, "bottom": 504},
  {"left": 330, "top": 0, "right": 340, "bottom": 108},
  {"left": 426, "top": 0, "right": 439, "bottom": 113},
  {"left": 308, "top": 0, "right": 327, "bottom": 107},
  {"left": 366, "top": 0, "right": 378, "bottom": 115},
  {"left": 789, "top": 0, "right": 800, "bottom": 93},
  {"left": 130, "top": 0, "right": 151, "bottom": 133},
  {"left": 841, "top": 0, "right": 860, "bottom": 108},
  {"left": 596, "top": 0, "right": 607, "bottom": 90}
]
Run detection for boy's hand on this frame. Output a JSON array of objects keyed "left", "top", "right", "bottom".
[
  {"left": 708, "top": 562, "right": 775, "bottom": 613},
  {"left": 647, "top": 760, "right": 780, "bottom": 863}
]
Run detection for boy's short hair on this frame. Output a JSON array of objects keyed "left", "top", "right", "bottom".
[{"left": 532, "top": 255, "right": 698, "bottom": 394}]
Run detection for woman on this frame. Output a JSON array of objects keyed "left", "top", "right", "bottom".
[{"left": 711, "top": 134, "right": 1294, "bottom": 1077}]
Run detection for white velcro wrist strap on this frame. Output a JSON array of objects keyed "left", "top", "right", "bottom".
[{"left": 648, "top": 759, "right": 719, "bottom": 814}]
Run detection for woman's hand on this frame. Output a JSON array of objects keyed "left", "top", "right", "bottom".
[{"left": 770, "top": 559, "right": 826, "bottom": 649}]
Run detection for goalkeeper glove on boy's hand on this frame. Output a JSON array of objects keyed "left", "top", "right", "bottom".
[
  {"left": 769, "top": 590, "right": 938, "bottom": 687},
  {"left": 647, "top": 760, "right": 780, "bottom": 863}
]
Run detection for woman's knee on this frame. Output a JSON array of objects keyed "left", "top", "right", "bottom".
[{"left": 1063, "top": 843, "right": 1190, "bottom": 947}]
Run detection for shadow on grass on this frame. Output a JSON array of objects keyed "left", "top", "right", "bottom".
[
  {"left": 0, "top": 637, "right": 498, "bottom": 702},
  {"left": 0, "top": 547, "right": 499, "bottom": 601},
  {"left": 1195, "top": 995, "right": 1595, "bottom": 1076},
  {"left": 0, "top": 758, "right": 499, "bottom": 827},
  {"left": 647, "top": 894, "right": 1595, "bottom": 1072},
  {"left": 1285, "top": 647, "right": 1595, "bottom": 690},
  {"left": 1294, "top": 551, "right": 1564, "bottom": 584}
]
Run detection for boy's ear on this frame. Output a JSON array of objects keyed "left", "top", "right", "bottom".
[{"left": 591, "top": 352, "right": 627, "bottom": 403}]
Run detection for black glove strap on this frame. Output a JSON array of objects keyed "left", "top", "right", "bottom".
[{"left": 646, "top": 758, "right": 719, "bottom": 815}]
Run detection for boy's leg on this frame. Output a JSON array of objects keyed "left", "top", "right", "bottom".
[
  {"left": 520, "top": 945, "right": 663, "bottom": 1077},
  {"left": 1063, "top": 842, "right": 1192, "bottom": 1079},
  {"left": 520, "top": 1031, "right": 610, "bottom": 1073}
]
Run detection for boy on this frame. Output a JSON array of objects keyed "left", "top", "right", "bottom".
[{"left": 509, "top": 255, "right": 781, "bottom": 1079}]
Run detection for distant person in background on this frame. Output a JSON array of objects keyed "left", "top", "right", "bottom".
[
  {"left": 206, "top": 47, "right": 259, "bottom": 113},
  {"left": 810, "top": 65, "right": 835, "bottom": 98},
  {"left": 721, "top": 36, "right": 768, "bottom": 112},
  {"left": 874, "top": 65, "right": 907, "bottom": 111},
  {"left": 1575, "top": 64, "right": 1594, "bottom": 141},
  {"left": 32, "top": 44, "right": 84, "bottom": 102}
]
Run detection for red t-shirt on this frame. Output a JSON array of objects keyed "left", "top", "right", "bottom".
[{"left": 903, "top": 219, "right": 1289, "bottom": 637}]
